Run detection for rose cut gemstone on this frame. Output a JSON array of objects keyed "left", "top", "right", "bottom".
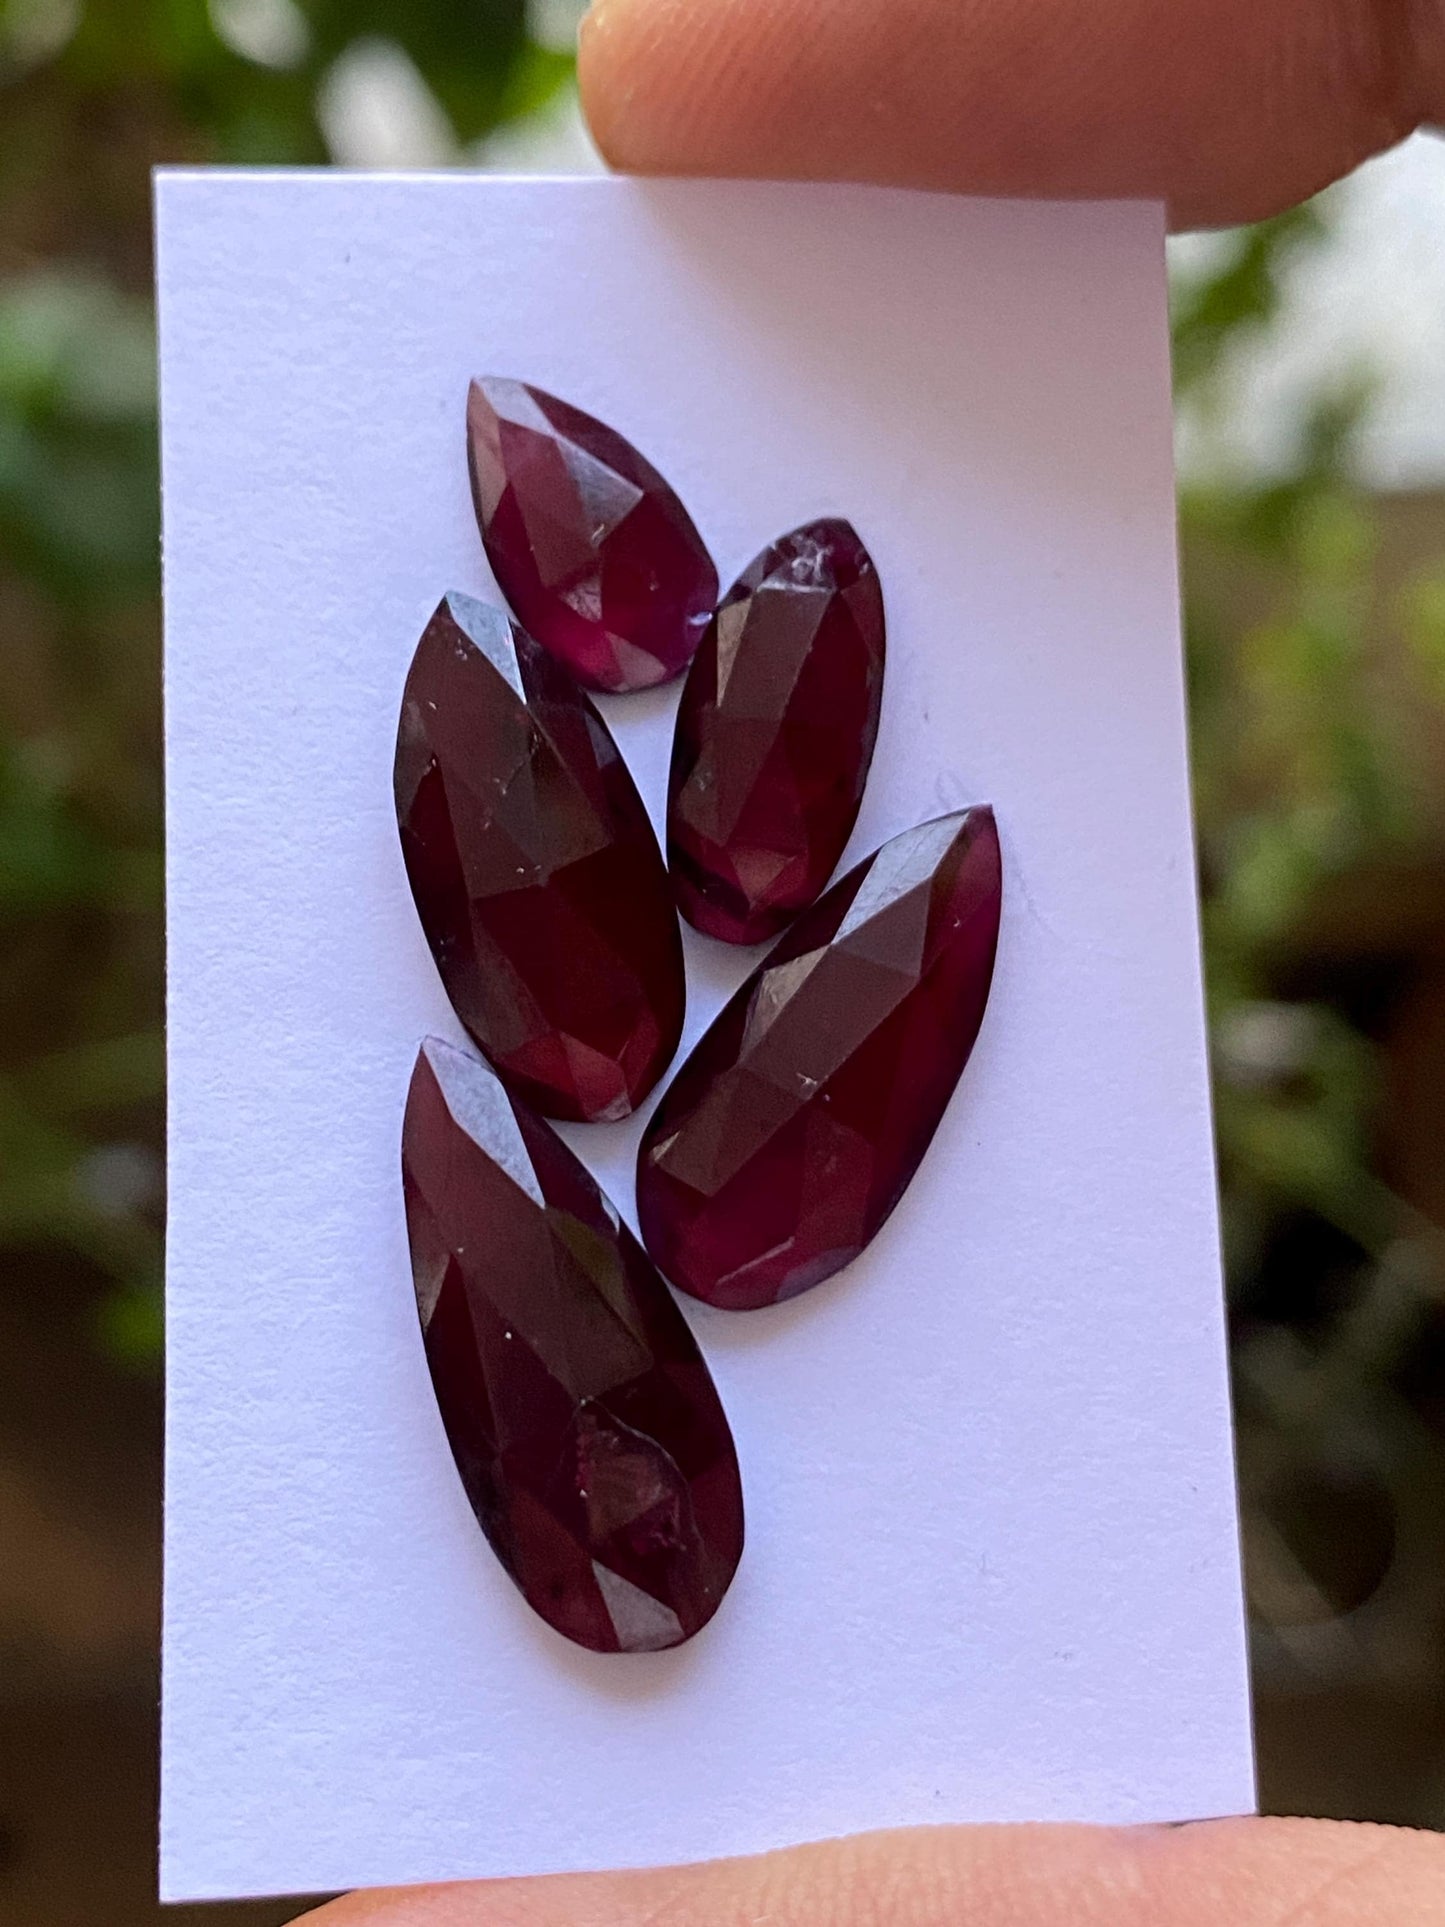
[
  {"left": 403, "top": 1038, "right": 744, "bottom": 1652},
  {"left": 637, "top": 808, "right": 1002, "bottom": 1310},
  {"left": 394, "top": 593, "right": 684, "bottom": 1123},
  {"left": 467, "top": 377, "right": 719, "bottom": 694},
  {"left": 668, "top": 519, "right": 885, "bottom": 944}
]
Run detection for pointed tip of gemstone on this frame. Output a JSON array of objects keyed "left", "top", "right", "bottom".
[
  {"left": 402, "top": 1039, "right": 744, "bottom": 1652},
  {"left": 667, "top": 518, "right": 886, "bottom": 945},
  {"left": 466, "top": 376, "right": 718, "bottom": 694},
  {"left": 638, "top": 805, "right": 1001, "bottom": 1310}
]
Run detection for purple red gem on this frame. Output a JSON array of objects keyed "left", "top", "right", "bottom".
[
  {"left": 394, "top": 593, "right": 684, "bottom": 1123},
  {"left": 403, "top": 1038, "right": 744, "bottom": 1652},
  {"left": 668, "top": 518, "right": 885, "bottom": 945},
  {"left": 637, "top": 808, "right": 1003, "bottom": 1310},
  {"left": 467, "top": 377, "right": 719, "bottom": 694}
]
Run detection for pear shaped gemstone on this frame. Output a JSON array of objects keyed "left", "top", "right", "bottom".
[
  {"left": 467, "top": 377, "right": 718, "bottom": 693},
  {"left": 403, "top": 1038, "right": 745, "bottom": 1652},
  {"left": 669, "top": 520, "right": 885, "bottom": 944},
  {"left": 638, "top": 808, "right": 1002, "bottom": 1309},
  {"left": 394, "top": 594, "right": 684, "bottom": 1122}
]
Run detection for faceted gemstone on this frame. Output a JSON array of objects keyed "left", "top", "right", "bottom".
[
  {"left": 637, "top": 808, "right": 1002, "bottom": 1310},
  {"left": 394, "top": 593, "right": 685, "bottom": 1123},
  {"left": 403, "top": 1038, "right": 744, "bottom": 1652},
  {"left": 467, "top": 377, "right": 719, "bottom": 694},
  {"left": 668, "top": 519, "right": 885, "bottom": 944}
]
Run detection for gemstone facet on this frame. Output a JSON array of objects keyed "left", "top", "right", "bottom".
[
  {"left": 467, "top": 377, "right": 719, "bottom": 694},
  {"left": 637, "top": 808, "right": 1002, "bottom": 1309},
  {"left": 403, "top": 1038, "right": 744, "bottom": 1652},
  {"left": 394, "top": 593, "right": 685, "bottom": 1123},
  {"left": 668, "top": 520, "right": 886, "bottom": 945}
]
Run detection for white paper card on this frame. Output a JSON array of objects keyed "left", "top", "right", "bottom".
[{"left": 157, "top": 173, "right": 1253, "bottom": 1903}]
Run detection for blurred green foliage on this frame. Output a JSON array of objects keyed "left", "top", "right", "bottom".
[
  {"left": 0, "top": 0, "right": 573, "bottom": 1362},
  {"left": 1173, "top": 216, "right": 1445, "bottom": 1699},
  {"left": 1, "top": 0, "right": 572, "bottom": 161},
  {"left": 1174, "top": 227, "right": 1445, "bottom": 1253}
]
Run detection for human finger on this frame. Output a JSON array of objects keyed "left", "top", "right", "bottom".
[
  {"left": 301, "top": 1816, "right": 1445, "bottom": 1926},
  {"left": 578, "top": 0, "right": 1445, "bottom": 228}
]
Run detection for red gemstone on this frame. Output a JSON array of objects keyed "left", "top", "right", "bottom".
[
  {"left": 668, "top": 519, "right": 885, "bottom": 944},
  {"left": 394, "top": 593, "right": 684, "bottom": 1123},
  {"left": 403, "top": 1038, "right": 744, "bottom": 1652},
  {"left": 637, "top": 808, "right": 1002, "bottom": 1310},
  {"left": 467, "top": 378, "right": 719, "bottom": 694}
]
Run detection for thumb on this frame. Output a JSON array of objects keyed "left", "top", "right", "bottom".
[
  {"left": 302, "top": 1818, "right": 1445, "bottom": 1925},
  {"left": 577, "top": 0, "right": 1445, "bottom": 228}
]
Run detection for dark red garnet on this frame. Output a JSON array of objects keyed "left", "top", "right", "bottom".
[
  {"left": 403, "top": 1038, "right": 744, "bottom": 1652},
  {"left": 637, "top": 808, "right": 1002, "bottom": 1310},
  {"left": 467, "top": 377, "right": 719, "bottom": 694},
  {"left": 668, "top": 520, "right": 885, "bottom": 945},
  {"left": 394, "top": 593, "right": 685, "bottom": 1123}
]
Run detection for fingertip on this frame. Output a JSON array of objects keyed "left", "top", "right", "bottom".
[
  {"left": 578, "top": 0, "right": 693, "bottom": 175},
  {"left": 576, "top": 0, "right": 627, "bottom": 170},
  {"left": 579, "top": 0, "right": 814, "bottom": 181}
]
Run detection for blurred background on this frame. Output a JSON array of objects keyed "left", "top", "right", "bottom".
[{"left": 2, "top": 4, "right": 1444, "bottom": 1921}]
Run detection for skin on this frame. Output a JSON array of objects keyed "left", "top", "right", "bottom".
[
  {"left": 306, "top": 1819, "right": 1445, "bottom": 1923},
  {"left": 577, "top": 0, "right": 1445, "bottom": 227},
  {"left": 306, "top": 5, "right": 1445, "bottom": 1918}
]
